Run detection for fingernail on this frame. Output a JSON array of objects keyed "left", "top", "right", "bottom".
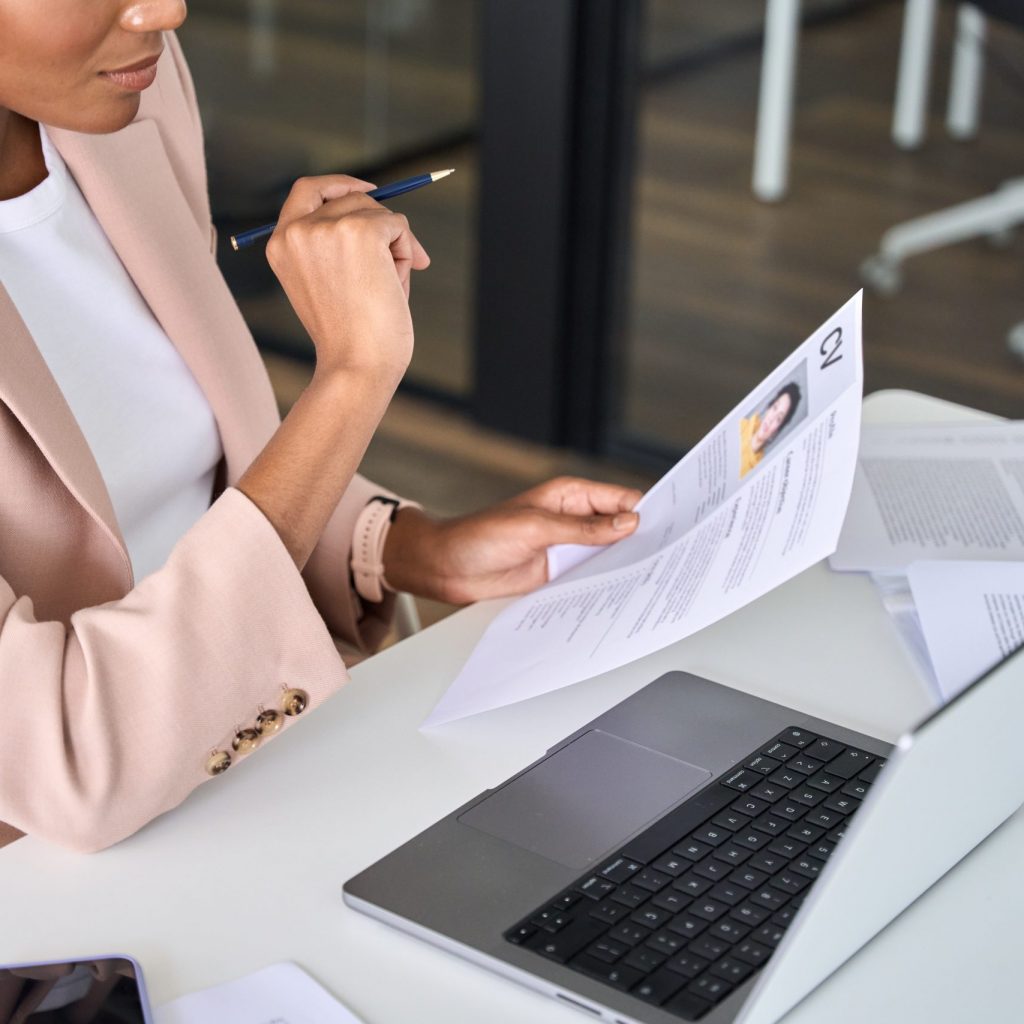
[{"left": 613, "top": 513, "right": 638, "bottom": 531}]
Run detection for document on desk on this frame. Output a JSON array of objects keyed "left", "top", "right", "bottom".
[
  {"left": 154, "top": 962, "right": 365, "bottom": 1024},
  {"left": 831, "top": 421, "right": 1024, "bottom": 572},
  {"left": 423, "top": 292, "right": 864, "bottom": 727},
  {"left": 907, "top": 560, "right": 1024, "bottom": 702}
]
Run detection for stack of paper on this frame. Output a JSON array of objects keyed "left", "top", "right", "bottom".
[
  {"left": 831, "top": 422, "right": 1024, "bottom": 702},
  {"left": 424, "top": 293, "right": 865, "bottom": 727}
]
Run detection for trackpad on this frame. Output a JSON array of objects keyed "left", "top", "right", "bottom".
[{"left": 458, "top": 730, "right": 711, "bottom": 869}]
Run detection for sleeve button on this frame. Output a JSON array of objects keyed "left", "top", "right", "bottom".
[
  {"left": 205, "top": 751, "right": 232, "bottom": 776},
  {"left": 281, "top": 688, "right": 309, "bottom": 716},
  {"left": 232, "top": 727, "right": 261, "bottom": 754}
]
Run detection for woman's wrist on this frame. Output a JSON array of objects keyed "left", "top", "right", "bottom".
[{"left": 381, "top": 507, "right": 446, "bottom": 599}]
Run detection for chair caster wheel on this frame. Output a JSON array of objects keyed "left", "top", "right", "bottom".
[{"left": 860, "top": 255, "right": 903, "bottom": 296}]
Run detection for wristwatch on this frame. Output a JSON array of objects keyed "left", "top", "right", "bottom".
[{"left": 351, "top": 495, "right": 422, "bottom": 604}]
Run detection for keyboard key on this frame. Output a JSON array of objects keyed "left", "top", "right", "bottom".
[
  {"left": 734, "top": 829, "right": 769, "bottom": 849},
  {"left": 646, "top": 929, "right": 686, "bottom": 956},
  {"left": 804, "top": 737, "right": 845, "bottom": 762},
  {"left": 774, "top": 727, "right": 817, "bottom": 749},
  {"left": 664, "top": 952, "right": 709, "bottom": 979},
  {"left": 753, "top": 923, "right": 786, "bottom": 947},
  {"left": 674, "top": 839, "right": 713, "bottom": 862},
  {"left": 692, "top": 826, "right": 729, "bottom": 848},
  {"left": 841, "top": 779, "right": 869, "bottom": 799},
  {"left": 787, "top": 756, "right": 824, "bottom": 776},
  {"left": 531, "top": 909, "right": 571, "bottom": 931},
  {"left": 709, "top": 917, "right": 750, "bottom": 944},
  {"left": 825, "top": 748, "right": 874, "bottom": 780},
  {"left": 808, "top": 838, "right": 835, "bottom": 860},
  {"left": 773, "top": 906, "right": 798, "bottom": 927},
  {"left": 553, "top": 891, "right": 582, "bottom": 911},
  {"left": 507, "top": 924, "right": 537, "bottom": 944},
  {"left": 633, "top": 868, "right": 672, "bottom": 893},
  {"left": 858, "top": 760, "right": 885, "bottom": 784},
  {"left": 768, "top": 837, "right": 806, "bottom": 859},
  {"left": 708, "top": 881, "right": 746, "bottom": 906},
  {"left": 827, "top": 825, "right": 849, "bottom": 842},
  {"left": 632, "top": 905, "right": 673, "bottom": 930},
  {"left": 752, "top": 813, "right": 789, "bottom": 837},
  {"left": 713, "top": 843, "right": 753, "bottom": 866},
  {"left": 730, "top": 867, "right": 769, "bottom": 891},
  {"left": 748, "top": 850, "right": 786, "bottom": 873},
  {"left": 824, "top": 793, "right": 859, "bottom": 815},
  {"left": 674, "top": 873, "right": 713, "bottom": 897},
  {"left": 744, "top": 753, "right": 782, "bottom": 776},
  {"left": 588, "top": 938, "right": 629, "bottom": 963},
  {"left": 751, "top": 887, "right": 787, "bottom": 911},
  {"left": 733, "top": 939, "right": 772, "bottom": 966},
  {"left": 668, "top": 915, "right": 708, "bottom": 940},
  {"left": 770, "top": 872, "right": 810, "bottom": 896},
  {"left": 652, "top": 888, "right": 692, "bottom": 913},
  {"left": 689, "top": 898, "right": 730, "bottom": 922},
  {"left": 664, "top": 989, "right": 714, "bottom": 1020},
  {"left": 527, "top": 917, "right": 607, "bottom": 962},
  {"left": 611, "top": 884, "right": 650, "bottom": 909},
  {"left": 804, "top": 807, "right": 844, "bottom": 829},
  {"left": 731, "top": 795, "right": 770, "bottom": 817},
  {"left": 789, "top": 787, "right": 825, "bottom": 807},
  {"left": 632, "top": 967, "right": 686, "bottom": 1005},
  {"left": 761, "top": 740, "right": 798, "bottom": 762},
  {"left": 791, "top": 856, "right": 826, "bottom": 880},
  {"left": 786, "top": 822, "right": 824, "bottom": 843},
  {"left": 623, "top": 945, "right": 666, "bottom": 973},
  {"left": 730, "top": 902, "right": 770, "bottom": 927},
  {"left": 688, "top": 936, "right": 729, "bottom": 961},
  {"left": 712, "top": 810, "right": 752, "bottom": 832},
  {"left": 750, "top": 781, "right": 786, "bottom": 803},
  {"left": 687, "top": 974, "right": 735, "bottom": 1003},
  {"left": 588, "top": 900, "right": 628, "bottom": 925},
  {"left": 652, "top": 852, "right": 690, "bottom": 877},
  {"left": 767, "top": 767, "right": 802, "bottom": 789},
  {"left": 600, "top": 857, "right": 643, "bottom": 883},
  {"left": 608, "top": 922, "right": 651, "bottom": 947},
  {"left": 806, "top": 772, "right": 845, "bottom": 794},
  {"left": 693, "top": 858, "right": 732, "bottom": 882},
  {"left": 721, "top": 768, "right": 759, "bottom": 792},
  {"left": 577, "top": 875, "right": 617, "bottom": 900},
  {"left": 570, "top": 953, "right": 643, "bottom": 991},
  {"left": 710, "top": 956, "right": 754, "bottom": 983}
]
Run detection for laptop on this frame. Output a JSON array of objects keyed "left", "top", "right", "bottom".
[{"left": 343, "top": 646, "right": 1024, "bottom": 1023}]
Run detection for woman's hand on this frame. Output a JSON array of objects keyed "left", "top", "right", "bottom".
[
  {"left": 382, "top": 477, "right": 644, "bottom": 605},
  {"left": 266, "top": 175, "right": 430, "bottom": 387}
]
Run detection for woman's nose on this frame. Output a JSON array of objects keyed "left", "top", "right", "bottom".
[{"left": 119, "top": 1, "right": 187, "bottom": 33}]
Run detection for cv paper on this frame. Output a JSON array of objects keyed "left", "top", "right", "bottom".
[{"left": 424, "top": 293, "right": 864, "bottom": 727}]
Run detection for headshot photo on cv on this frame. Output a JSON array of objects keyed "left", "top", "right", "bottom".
[{"left": 738, "top": 359, "right": 808, "bottom": 479}]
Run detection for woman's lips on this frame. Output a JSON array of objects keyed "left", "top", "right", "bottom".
[{"left": 101, "top": 53, "right": 161, "bottom": 91}]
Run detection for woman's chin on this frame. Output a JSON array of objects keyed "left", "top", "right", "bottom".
[{"left": 48, "top": 93, "right": 142, "bottom": 135}]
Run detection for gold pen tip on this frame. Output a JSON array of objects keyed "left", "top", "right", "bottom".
[{"left": 229, "top": 235, "right": 239, "bottom": 251}]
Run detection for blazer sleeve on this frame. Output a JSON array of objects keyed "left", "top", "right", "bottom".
[{"left": 0, "top": 488, "right": 349, "bottom": 853}]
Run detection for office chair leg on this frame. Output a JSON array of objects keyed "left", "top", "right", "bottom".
[
  {"left": 893, "top": 0, "right": 939, "bottom": 150},
  {"left": 947, "top": 4, "right": 986, "bottom": 141},
  {"left": 861, "top": 176, "right": 1024, "bottom": 293}
]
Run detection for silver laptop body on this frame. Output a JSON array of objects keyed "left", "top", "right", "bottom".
[{"left": 344, "top": 648, "right": 1024, "bottom": 1024}]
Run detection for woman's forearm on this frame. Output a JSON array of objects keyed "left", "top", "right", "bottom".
[{"left": 236, "top": 366, "right": 398, "bottom": 569}]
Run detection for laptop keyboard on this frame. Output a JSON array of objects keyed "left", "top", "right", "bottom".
[{"left": 504, "top": 726, "right": 885, "bottom": 1020}]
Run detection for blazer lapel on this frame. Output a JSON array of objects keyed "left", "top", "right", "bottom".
[
  {"left": 47, "top": 119, "right": 281, "bottom": 484},
  {"left": 0, "top": 285, "right": 131, "bottom": 583}
]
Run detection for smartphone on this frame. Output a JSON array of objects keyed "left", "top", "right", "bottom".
[{"left": 0, "top": 954, "right": 153, "bottom": 1023}]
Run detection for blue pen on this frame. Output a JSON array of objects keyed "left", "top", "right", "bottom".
[{"left": 229, "top": 168, "right": 455, "bottom": 251}]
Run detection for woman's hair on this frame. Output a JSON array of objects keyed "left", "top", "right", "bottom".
[{"left": 764, "top": 381, "right": 802, "bottom": 440}]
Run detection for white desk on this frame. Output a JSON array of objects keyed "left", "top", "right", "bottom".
[{"left": 2, "top": 391, "right": 1021, "bottom": 1023}]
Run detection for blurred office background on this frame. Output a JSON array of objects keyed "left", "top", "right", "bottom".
[{"left": 178, "top": 0, "right": 1024, "bottom": 624}]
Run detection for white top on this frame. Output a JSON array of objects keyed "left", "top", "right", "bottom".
[{"left": 0, "top": 126, "right": 223, "bottom": 581}]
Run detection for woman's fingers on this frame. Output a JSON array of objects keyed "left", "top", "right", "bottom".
[
  {"left": 275, "top": 174, "right": 378, "bottom": 227},
  {"left": 525, "top": 508, "right": 640, "bottom": 549},
  {"left": 515, "top": 477, "right": 644, "bottom": 517}
]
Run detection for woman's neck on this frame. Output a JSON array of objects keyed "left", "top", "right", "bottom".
[{"left": 0, "top": 109, "right": 48, "bottom": 201}]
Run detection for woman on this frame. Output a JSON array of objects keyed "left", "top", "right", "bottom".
[
  {"left": 0, "top": 1, "right": 641, "bottom": 852},
  {"left": 738, "top": 382, "right": 802, "bottom": 478}
]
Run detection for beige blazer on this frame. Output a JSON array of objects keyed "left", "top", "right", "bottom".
[{"left": 0, "top": 35, "right": 398, "bottom": 852}]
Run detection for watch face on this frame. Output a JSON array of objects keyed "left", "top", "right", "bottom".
[{"left": 1, "top": 958, "right": 150, "bottom": 1022}]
